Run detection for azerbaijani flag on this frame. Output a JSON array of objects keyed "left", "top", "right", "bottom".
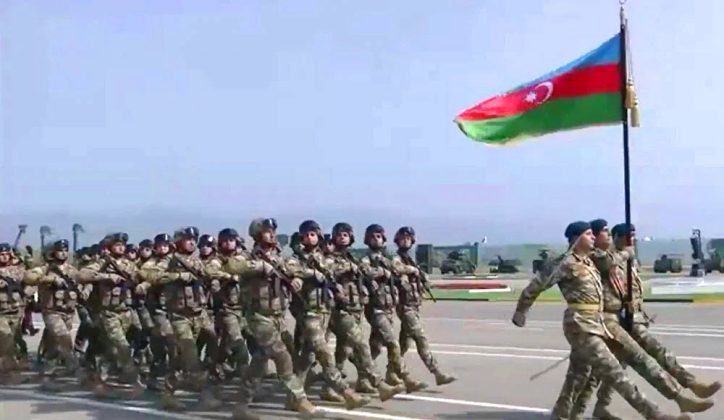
[{"left": 455, "top": 33, "right": 623, "bottom": 145}]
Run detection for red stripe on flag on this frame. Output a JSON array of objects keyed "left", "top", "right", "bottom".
[{"left": 456, "top": 64, "right": 620, "bottom": 122}]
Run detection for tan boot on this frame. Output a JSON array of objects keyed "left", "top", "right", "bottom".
[
  {"left": 403, "top": 377, "right": 428, "bottom": 393},
  {"left": 434, "top": 371, "right": 457, "bottom": 386},
  {"left": 355, "top": 379, "right": 377, "bottom": 394},
  {"left": 385, "top": 371, "right": 403, "bottom": 386},
  {"left": 592, "top": 404, "right": 624, "bottom": 420},
  {"left": 342, "top": 388, "right": 371, "bottom": 410},
  {"left": 232, "top": 403, "right": 261, "bottom": 420},
  {"left": 319, "top": 387, "right": 345, "bottom": 403},
  {"left": 290, "top": 397, "right": 323, "bottom": 419},
  {"left": 377, "top": 381, "right": 405, "bottom": 402},
  {"left": 689, "top": 380, "right": 722, "bottom": 399},
  {"left": 674, "top": 393, "right": 714, "bottom": 413}
]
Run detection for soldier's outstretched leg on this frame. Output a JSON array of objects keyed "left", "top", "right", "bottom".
[
  {"left": 232, "top": 313, "right": 319, "bottom": 420},
  {"left": 0, "top": 314, "right": 23, "bottom": 385},
  {"left": 632, "top": 323, "right": 721, "bottom": 398},
  {"left": 296, "top": 313, "right": 370, "bottom": 410},
  {"left": 398, "top": 307, "right": 455, "bottom": 386},
  {"left": 39, "top": 312, "right": 79, "bottom": 391},
  {"left": 220, "top": 310, "right": 251, "bottom": 381},
  {"left": 369, "top": 310, "right": 426, "bottom": 393}
]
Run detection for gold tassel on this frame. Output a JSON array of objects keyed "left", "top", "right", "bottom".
[
  {"left": 625, "top": 81, "right": 636, "bottom": 109},
  {"left": 630, "top": 102, "right": 640, "bottom": 127}
]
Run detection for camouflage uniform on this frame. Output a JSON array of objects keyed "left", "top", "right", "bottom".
[
  {"left": 360, "top": 224, "right": 426, "bottom": 393},
  {"left": 78, "top": 237, "right": 142, "bottom": 386},
  {"left": 570, "top": 246, "right": 715, "bottom": 418},
  {"left": 392, "top": 228, "right": 456, "bottom": 386},
  {"left": 224, "top": 218, "right": 317, "bottom": 420},
  {"left": 204, "top": 247, "right": 251, "bottom": 379},
  {"left": 514, "top": 246, "right": 674, "bottom": 420},
  {"left": 291, "top": 220, "right": 370, "bottom": 410},
  {"left": 136, "top": 249, "right": 176, "bottom": 389},
  {"left": 0, "top": 245, "right": 25, "bottom": 383},
  {"left": 152, "top": 228, "right": 220, "bottom": 408}
]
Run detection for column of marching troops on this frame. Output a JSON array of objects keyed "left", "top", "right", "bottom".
[
  {"left": 512, "top": 219, "right": 722, "bottom": 420},
  {"left": 0, "top": 219, "right": 457, "bottom": 419}
]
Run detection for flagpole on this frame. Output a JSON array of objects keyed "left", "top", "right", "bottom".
[{"left": 619, "top": 4, "right": 634, "bottom": 332}]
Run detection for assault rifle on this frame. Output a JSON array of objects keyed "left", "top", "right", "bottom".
[
  {"left": 397, "top": 251, "right": 437, "bottom": 303},
  {"left": 295, "top": 248, "right": 334, "bottom": 304},
  {"left": 252, "top": 248, "right": 301, "bottom": 299},
  {"left": 171, "top": 254, "right": 205, "bottom": 296}
]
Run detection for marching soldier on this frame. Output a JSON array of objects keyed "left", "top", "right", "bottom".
[
  {"left": 125, "top": 244, "right": 139, "bottom": 263},
  {"left": 0, "top": 242, "right": 26, "bottom": 384},
  {"left": 392, "top": 226, "right": 456, "bottom": 386},
  {"left": 154, "top": 227, "right": 221, "bottom": 409},
  {"left": 24, "top": 239, "right": 84, "bottom": 390},
  {"left": 203, "top": 229, "right": 251, "bottom": 381},
  {"left": 137, "top": 239, "right": 154, "bottom": 266},
  {"left": 135, "top": 233, "right": 176, "bottom": 394},
  {"left": 360, "top": 224, "right": 427, "bottom": 393},
  {"left": 513, "top": 221, "right": 690, "bottom": 420},
  {"left": 223, "top": 218, "right": 319, "bottom": 420},
  {"left": 78, "top": 232, "right": 143, "bottom": 394},
  {"left": 570, "top": 221, "right": 716, "bottom": 419},
  {"left": 292, "top": 220, "right": 371, "bottom": 409}
]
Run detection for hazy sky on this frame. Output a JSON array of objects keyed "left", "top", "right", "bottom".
[{"left": 1, "top": 1, "right": 723, "bottom": 244}]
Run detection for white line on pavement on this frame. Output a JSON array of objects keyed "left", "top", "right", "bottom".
[
  {"left": 0, "top": 388, "right": 206, "bottom": 420},
  {"left": 425, "top": 317, "right": 724, "bottom": 331},
  {"left": 395, "top": 394, "right": 550, "bottom": 414},
  {"left": 430, "top": 350, "right": 724, "bottom": 371},
  {"left": 428, "top": 343, "right": 724, "bottom": 363},
  {"left": 253, "top": 402, "right": 428, "bottom": 420}
]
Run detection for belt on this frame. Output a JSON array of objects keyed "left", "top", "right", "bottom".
[{"left": 567, "top": 303, "right": 600, "bottom": 311}]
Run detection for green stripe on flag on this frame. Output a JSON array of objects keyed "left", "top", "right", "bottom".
[{"left": 457, "top": 93, "right": 622, "bottom": 144}]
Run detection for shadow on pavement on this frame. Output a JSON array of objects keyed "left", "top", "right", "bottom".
[{"left": 436, "top": 410, "right": 550, "bottom": 420}]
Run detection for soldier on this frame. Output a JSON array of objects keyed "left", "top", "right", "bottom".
[
  {"left": 135, "top": 233, "right": 176, "bottom": 394},
  {"left": 125, "top": 244, "right": 139, "bottom": 263},
  {"left": 78, "top": 232, "right": 143, "bottom": 394},
  {"left": 73, "top": 247, "right": 96, "bottom": 358},
  {"left": 512, "top": 221, "right": 690, "bottom": 420},
  {"left": 570, "top": 221, "right": 716, "bottom": 419},
  {"left": 24, "top": 239, "right": 84, "bottom": 390},
  {"left": 392, "top": 226, "right": 456, "bottom": 386},
  {"left": 203, "top": 229, "right": 251, "bottom": 381},
  {"left": 0, "top": 242, "right": 26, "bottom": 384},
  {"left": 292, "top": 220, "right": 371, "bottom": 409},
  {"left": 360, "top": 224, "right": 427, "bottom": 393},
  {"left": 150, "top": 227, "right": 221, "bottom": 409},
  {"left": 322, "top": 233, "right": 335, "bottom": 255},
  {"left": 223, "top": 218, "right": 319, "bottom": 420},
  {"left": 138, "top": 239, "right": 154, "bottom": 265}
]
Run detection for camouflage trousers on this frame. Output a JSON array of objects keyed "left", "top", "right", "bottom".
[
  {"left": 331, "top": 309, "right": 382, "bottom": 386},
  {"left": 398, "top": 306, "right": 439, "bottom": 374},
  {"left": 0, "top": 312, "right": 20, "bottom": 374},
  {"left": 42, "top": 311, "right": 78, "bottom": 374},
  {"left": 295, "top": 311, "right": 349, "bottom": 394},
  {"left": 550, "top": 328, "right": 661, "bottom": 420},
  {"left": 217, "top": 309, "right": 251, "bottom": 374},
  {"left": 74, "top": 305, "right": 93, "bottom": 353},
  {"left": 149, "top": 311, "right": 176, "bottom": 382},
  {"left": 569, "top": 318, "right": 686, "bottom": 417},
  {"left": 99, "top": 309, "right": 139, "bottom": 380},
  {"left": 239, "top": 312, "right": 305, "bottom": 404},
  {"left": 167, "top": 310, "right": 218, "bottom": 392},
  {"left": 368, "top": 309, "right": 411, "bottom": 381}
]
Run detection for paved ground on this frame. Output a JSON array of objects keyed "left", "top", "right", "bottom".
[{"left": 2, "top": 302, "right": 724, "bottom": 419}]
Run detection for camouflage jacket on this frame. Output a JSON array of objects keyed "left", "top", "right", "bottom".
[
  {"left": 291, "top": 247, "right": 334, "bottom": 314},
  {"left": 515, "top": 253, "right": 566, "bottom": 314},
  {"left": 79, "top": 256, "right": 138, "bottom": 312},
  {"left": 136, "top": 253, "right": 173, "bottom": 313},
  {"left": 155, "top": 252, "right": 209, "bottom": 316},
  {"left": 325, "top": 250, "right": 368, "bottom": 312},
  {"left": 517, "top": 250, "right": 609, "bottom": 337},
  {"left": 0, "top": 264, "right": 25, "bottom": 315},
  {"left": 359, "top": 248, "right": 398, "bottom": 312},
  {"left": 204, "top": 251, "right": 245, "bottom": 313},
  {"left": 391, "top": 250, "right": 424, "bottom": 309},
  {"left": 25, "top": 262, "right": 88, "bottom": 314},
  {"left": 599, "top": 246, "right": 646, "bottom": 324},
  {"left": 223, "top": 245, "right": 298, "bottom": 316}
]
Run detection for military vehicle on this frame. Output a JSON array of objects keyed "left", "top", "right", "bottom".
[
  {"left": 440, "top": 250, "right": 476, "bottom": 275},
  {"left": 653, "top": 254, "right": 683, "bottom": 273},
  {"left": 705, "top": 238, "right": 724, "bottom": 273},
  {"left": 532, "top": 248, "right": 552, "bottom": 273},
  {"left": 488, "top": 255, "right": 520, "bottom": 274}
]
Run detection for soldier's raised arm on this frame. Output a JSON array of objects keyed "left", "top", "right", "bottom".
[
  {"left": 391, "top": 254, "right": 418, "bottom": 276},
  {"left": 359, "top": 254, "right": 389, "bottom": 280},
  {"left": 513, "top": 253, "right": 567, "bottom": 326}
]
